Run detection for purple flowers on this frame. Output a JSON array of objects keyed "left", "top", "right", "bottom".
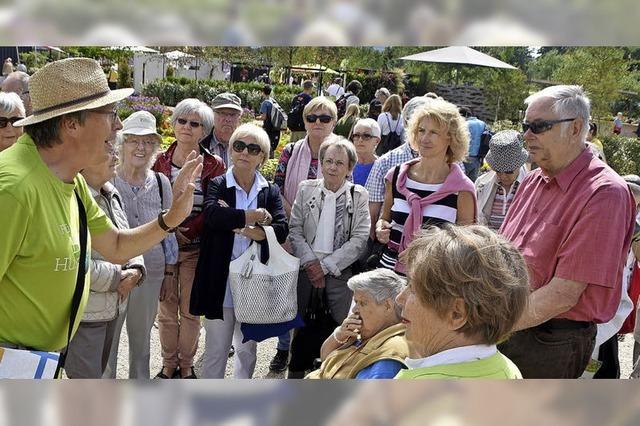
[{"left": 118, "top": 96, "right": 168, "bottom": 126}]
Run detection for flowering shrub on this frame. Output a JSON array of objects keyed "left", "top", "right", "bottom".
[{"left": 118, "top": 95, "right": 168, "bottom": 130}]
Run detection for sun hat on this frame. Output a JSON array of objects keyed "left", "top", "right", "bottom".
[
  {"left": 121, "top": 110, "right": 162, "bottom": 143},
  {"left": 484, "top": 130, "right": 529, "bottom": 173},
  {"left": 13, "top": 58, "right": 133, "bottom": 127},
  {"left": 210, "top": 92, "right": 242, "bottom": 112}
]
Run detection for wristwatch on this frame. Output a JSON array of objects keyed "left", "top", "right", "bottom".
[{"left": 157, "top": 209, "right": 176, "bottom": 233}]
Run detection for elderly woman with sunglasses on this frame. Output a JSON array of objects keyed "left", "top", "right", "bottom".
[
  {"left": 287, "top": 136, "right": 371, "bottom": 378},
  {"left": 190, "top": 123, "right": 288, "bottom": 378},
  {"left": 351, "top": 118, "right": 381, "bottom": 186},
  {"left": 274, "top": 96, "right": 338, "bottom": 218},
  {"left": 0, "top": 92, "right": 25, "bottom": 152},
  {"left": 108, "top": 111, "right": 178, "bottom": 379},
  {"left": 151, "top": 98, "right": 226, "bottom": 379}
]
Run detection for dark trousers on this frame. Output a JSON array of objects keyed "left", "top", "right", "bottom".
[
  {"left": 266, "top": 129, "right": 280, "bottom": 157},
  {"left": 593, "top": 334, "right": 620, "bottom": 379},
  {"left": 498, "top": 319, "right": 596, "bottom": 378}
]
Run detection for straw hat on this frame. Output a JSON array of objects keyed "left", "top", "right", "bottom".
[
  {"left": 14, "top": 58, "right": 133, "bottom": 127},
  {"left": 484, "top": 130, "right": 529, "bottom": 173}
]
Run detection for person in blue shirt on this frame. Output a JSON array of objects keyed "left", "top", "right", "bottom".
[
  {"left": 256, "top": 85, "right": 280, "bottom": 157},
  {"left": 350, "top": 118, "right": 381, "bottom": 186},
  {"left": 306, "top": 268, "right": 409, "bottom": 379},
  {"left": 459, "top": 105, "right": 486, "bottom": 182}
]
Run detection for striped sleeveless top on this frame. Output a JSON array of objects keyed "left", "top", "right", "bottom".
[{"left": 379, "top": 166, "right": 459, "bottom": 272}]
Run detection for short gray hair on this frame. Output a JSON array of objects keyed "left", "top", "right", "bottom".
[
  {"left": 347, "top": 269, "right": 405, "bottom": 304},
  {"left": 319, "top": 135, "right": 358, "bottom": 171},
  {"left": 525, "top": 85, "right": 590, "bottom": 141},
  {"left": 171, "top": 98, "right": 214, "bottom": 137},
  {"left": 0, "top": 92, "right": 25, "bottom": 117},
  {"left": 353, "top": 118, "right": 381, "bottom": 139},
  {"left": 402, "top": 96, "right": 432, "bottom": 126},
  {"left": 228, "top": 123, "right": 271, "bottom": 168},
  {"left": 1, "top": 71, "right": 29, "bottom": 94}
]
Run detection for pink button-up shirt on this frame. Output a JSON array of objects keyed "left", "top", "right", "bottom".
[{"left": 501, "top": 148, "right": 636, "bottom": 323}]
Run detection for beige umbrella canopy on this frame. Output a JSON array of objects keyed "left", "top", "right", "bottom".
[{"left": 400, "top": 46, "right": 518, "bottom": 70}]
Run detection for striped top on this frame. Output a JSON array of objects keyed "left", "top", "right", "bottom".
[
  {"left": 488, "top": 181, "right": 519, "bottom": 231},
  {"left": 379, "top": 168, "right": 459, "bottom": 272}
]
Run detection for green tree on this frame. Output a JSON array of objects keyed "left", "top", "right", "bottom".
[{"left": 552, "top": 47, "right": 629, "bottom": 119}]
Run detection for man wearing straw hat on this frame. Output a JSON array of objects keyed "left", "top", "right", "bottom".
[{"left": 0, "top": 58, "right": 203, "bottom": 354}]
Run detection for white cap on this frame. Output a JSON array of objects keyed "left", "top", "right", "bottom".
[{"left": 121, "top": 110, "right": 161, "bottom": 142}]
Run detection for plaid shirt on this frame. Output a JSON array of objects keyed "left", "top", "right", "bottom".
[{"left": 365, "top": 141, "right": 418, "bottom": 202}]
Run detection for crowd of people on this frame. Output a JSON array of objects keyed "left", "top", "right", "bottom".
[{"left": 2, "top": 57, "right": 640, "bottom": 382}]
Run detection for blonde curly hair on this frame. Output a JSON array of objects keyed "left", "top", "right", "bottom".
[{"left": 406, "top": 98, "right": 470, "bottom": 164}]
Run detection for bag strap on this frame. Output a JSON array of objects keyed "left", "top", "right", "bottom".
[
  {"left": 347, "top": 185, "right": 356, "bottom": 241},
  {"left": 155, "top": 172, "right": 164, "bottom": 207},
  {"left": 55, "top": 190, "right": 88, "bottom": 378}
]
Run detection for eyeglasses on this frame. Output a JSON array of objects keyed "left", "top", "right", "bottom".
[
  {"left": 351, "top": 133, "right": 374, "bottom": 141},
  {"left": 0, "top": 116, "right": 24, "bottom": 128},
  {"left": 322, "top": 158, "right": 346, "bottom": 168},
  {"left": 90, "top": 108, "right": 119, "bottom": 123},
  {"left": 522, "top": 118, "right": 576, "bottom": 134},
  {"left": 232, "top": 140, "right": 262, "bottom": 156},
  {"left": 306, "top": 114, "right": 333, "bottom": 124},
  {"left": 124, "top": 138, "right": 158, "bottom": 148},
  {"left": 177, "top": 118, "right": 202, "bottom": 128}
]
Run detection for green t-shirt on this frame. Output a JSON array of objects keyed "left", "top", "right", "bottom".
[
  {"left": 395, "top": 352, "right": 522, "bottom": 379},
  {"left": 0, "top": 135, "right": 112, "bottom": 351}
]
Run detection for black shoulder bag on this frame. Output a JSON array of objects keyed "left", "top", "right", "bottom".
[{"left": 54, "top": 190, "right": 88, "bottom": 378}]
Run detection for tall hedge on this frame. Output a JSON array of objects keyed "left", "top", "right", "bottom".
[
  {"left": 602, "top": 134, "right": 640, "bottom": 176},
  {"left": 141, "top": 78, "right": 301, "bottom": 112}
]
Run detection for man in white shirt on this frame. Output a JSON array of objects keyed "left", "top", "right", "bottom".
[{"left": 326, "top": 77, "right": 344, "bottom": 98}]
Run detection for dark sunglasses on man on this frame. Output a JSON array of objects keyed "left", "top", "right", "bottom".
[
  {"left": 232, "top": 140, "right": 262, "bottom": 156},
  {"left": 0, "top": 116, "right": 24, "bottom": 128},
  {"left": 522, "top": 118, "right": 576, "bottom": 134},
  {"left": 305, "top": 114, "right": 333, "bottom": 124},
  {"left": 177, "top": 118, "right": 202, "bottom": 128}
]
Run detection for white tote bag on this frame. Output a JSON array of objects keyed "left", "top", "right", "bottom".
[{"left": 229, "top": 226, "right": 300, "bottom": 324}]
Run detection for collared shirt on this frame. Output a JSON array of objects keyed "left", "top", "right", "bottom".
[
  {"left": 405, "top": 344, "right": 497, "bottom": 369},
  {"left": 501, "top": 148, "right": 636, "bottom": 323},
  {"left": 209, "top": 131, "right": 229, "bottom": 166},
  {"left": 222, "top": 167, "right": 269, "bottom": 308},
  {"left": 365, "top": 140, "right": 418, "bottom": 203}
]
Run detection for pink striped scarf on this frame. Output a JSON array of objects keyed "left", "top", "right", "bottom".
[{"left": 283, "top": 137, "right": 323, "bottom": 205}]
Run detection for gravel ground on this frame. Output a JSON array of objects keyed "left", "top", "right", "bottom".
[
  {"left": 111, "top": 318, "right": 637, "bottom": 379},
  {"left": 113, "top": 318, "right": 286, "bottom": 379}
]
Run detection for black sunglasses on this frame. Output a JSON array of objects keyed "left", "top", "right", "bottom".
[
  {"left": 306, "top": 114, "right": 333, "bottom": 124},
  {"left": 351, "top": 133, "right": 374, "bottom": 141},
  {"left": 0, "top": 116, "right": 24, "bottom": 128},
  {"left": 522, "top": 118, "right": 576, "bottom": 135},
  {"left": 177, "top": 118, "right": 202, "bottom": 128},
  {"left": 233, "top": 140, "right": 263, "bottom": 156}
]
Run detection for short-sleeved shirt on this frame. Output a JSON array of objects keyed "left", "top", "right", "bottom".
[
  {"left": 260, "top": 98, "right": 274, "bottom": 132},
  {"left": 466, "top": 116, "right": 486, "bottom": 157},
  {"left": 500, "top": 148, "right": 636, "bottom": 323},
  {"left": 0, "top": 135, "right": 112, "bottom": 350},
  {"left": 364, "top": 141, "right": 418, "bottom": 203}
]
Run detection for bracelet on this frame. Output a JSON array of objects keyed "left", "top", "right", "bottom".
[
  {"left": 157, "top": 209, "right": 176, "bottom": 233},
  {"left": 332, "top": 327, "right": 349, "bottom": 344}
]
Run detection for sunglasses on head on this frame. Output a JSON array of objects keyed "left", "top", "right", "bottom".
[
  {"left": 305, "top": 114, "right": 333, "bottom": 124},
  {"left": 0, "top": 117, "right": 23, "bottom": 128},
  {"left": 177, "top": 118, "right": 202, "bottom": 128},
  {"left": 522, "top": 118, "right": 576, "bottom": 134},
  {"left": 232, "top": 140, "right": 262, "bottom": 155}
]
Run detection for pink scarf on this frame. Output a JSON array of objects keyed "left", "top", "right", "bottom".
[
  {"left": 283, "top": 137, "right": 323, "bottom": 205},
  {"left": 394, "top": 159, "right": 477, "bottom": 274}
]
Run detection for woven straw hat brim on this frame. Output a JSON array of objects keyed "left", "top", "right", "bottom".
[{"left": 13, "top": 88, "right": 134, "bottom": 127}]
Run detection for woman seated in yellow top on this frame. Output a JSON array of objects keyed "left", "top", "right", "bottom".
[
  {"left": 395, "top": 225, "right": 529, "bottom": 379},
  {"left": 307, "top": 268, "right": 409, "bottom": 379}
]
